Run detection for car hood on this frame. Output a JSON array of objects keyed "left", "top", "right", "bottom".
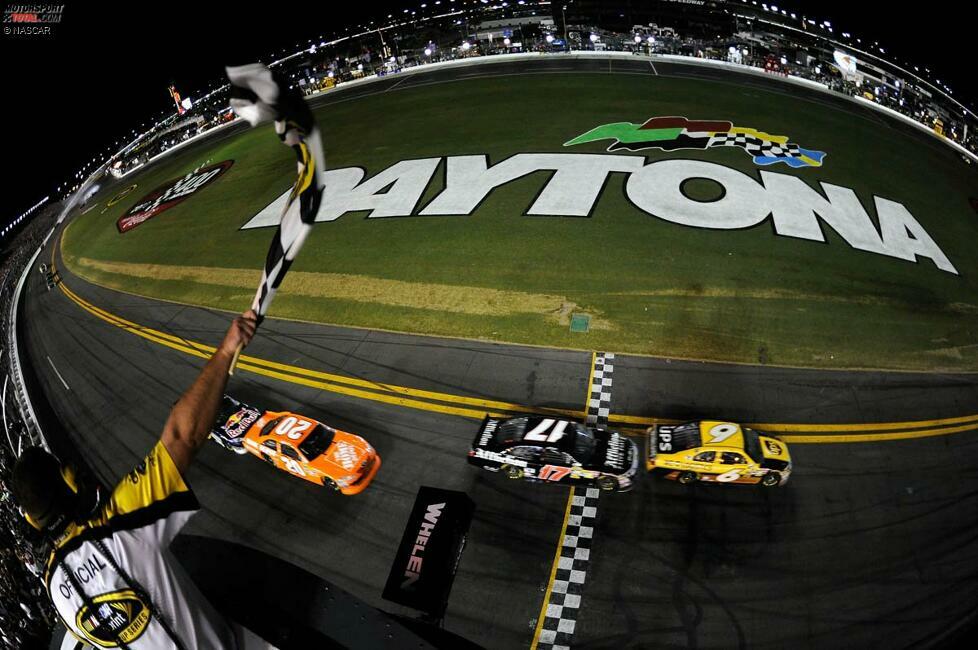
[{"left": 310, "top": 431, "right": 373, "bottom": 474}]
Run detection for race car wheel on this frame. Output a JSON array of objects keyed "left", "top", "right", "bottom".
[
  {"left": 761, "top": 472, "right": 781, "bottom": 487},
  {"left": 503, "top": 465, "right": 524, "bottom": 480},
  {"left": 597, "top": 476, "right": 618, "bottom": 491},
  {"left": 678, "top": 471, "right": 698, "bottom": 485},
  {"left": 321, "top": 477, "right": 340, "bottom": 491}
]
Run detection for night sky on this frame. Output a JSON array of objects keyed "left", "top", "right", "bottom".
[{"left": 1, "top": 1, "right": 973, "bottom": 229}]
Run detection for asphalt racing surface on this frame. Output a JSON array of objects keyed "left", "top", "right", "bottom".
[{"left": 23, "top": 57, "right": 978, "bottom": 649}]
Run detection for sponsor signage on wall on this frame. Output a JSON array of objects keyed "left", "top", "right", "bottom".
[{"left": 383, "top": 486, "right": 474, "bottom": 618}]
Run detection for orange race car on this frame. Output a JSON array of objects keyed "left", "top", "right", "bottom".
[{"left": 210, "top": 395, "right": 381, "bottom": 495}]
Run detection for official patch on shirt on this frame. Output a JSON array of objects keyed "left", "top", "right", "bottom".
[{"left": 76, "top": 589, "right": 151, "bottom": 646}]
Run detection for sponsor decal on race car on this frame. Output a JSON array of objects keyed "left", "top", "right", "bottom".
[
  {"left": 118, "top": 160, "right": 233, "bottom": 233},
  {"left": 570, "top": 467, "right": 599, "bottom": 480},
  {"left": 332, "top": 440, "right": 359, "bottom": 471},
  {"left": 473, "top": 448, "right": 527, "bottom": 467},
  {"left": 478, "top": 418, "right": 498, "bottom": 447},
  {"left": 224, "top": 408, "right": 260, "bottom": 439},
  {"left": 604, "top": 431, "right": 627, "bottom": 470}
]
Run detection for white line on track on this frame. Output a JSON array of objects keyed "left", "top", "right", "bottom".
[
  {"left": 384, "top": 76, "right": 410, "bottom": 92},
  {"left": 649, "top": 61, "right": 659, "bottom": 75},
  {"left": 46, "top": 356, "right": 70, "bottom": 391}
]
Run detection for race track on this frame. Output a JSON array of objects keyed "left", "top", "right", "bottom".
[{"left": 21, "top": 57, "right": 978, "bottom": 649}]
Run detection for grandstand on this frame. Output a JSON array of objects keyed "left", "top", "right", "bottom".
[{"left": 85, "top": 0, "right": 978, "bottom": 183}]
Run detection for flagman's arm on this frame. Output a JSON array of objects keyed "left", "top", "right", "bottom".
[{"left": 162, "top": 310, "right": 258, "bottom": 474}]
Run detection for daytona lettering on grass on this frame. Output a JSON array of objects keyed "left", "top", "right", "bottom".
[{"left": 242, "top": 154, "right": 957, "bottom": 275}]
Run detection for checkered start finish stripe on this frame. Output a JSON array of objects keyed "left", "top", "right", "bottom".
[
  {"left": 586, "top": 352, "right": 615, "bottom": 427},
  {"left": 537, "top": 487, "right": 602, "bottom": 650},
  {"left": 536, "top": 352, "right": 613, "bottom": 650}
]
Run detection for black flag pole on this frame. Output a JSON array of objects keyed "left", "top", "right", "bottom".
[{"left": 224, "top": 63, "right": 326, "bottom": 374}]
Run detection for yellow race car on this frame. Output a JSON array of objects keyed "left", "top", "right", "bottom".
[{"left": 646, "top": 420, "right": 792, "bottom": 487}]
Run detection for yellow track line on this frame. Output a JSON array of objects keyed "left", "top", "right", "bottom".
[
  {"left": 778, "top": 421, "right": 978, "bottom": 444},
  {"left": 60, "top": 282, "right": 582, "bottom": 421},
  {"left": 55, "top": 279, "right": 977, "bottom": 444},
  {"left": 749, "top": 413, "right": 978, "bottom": 432},
  {"left": 608, "top": 412, "right": 978, "bottom": 433},
  {"left": 60, "top": 279, "right": 583, "bottom": 418},
  {"left": 530, "top": 488, "right": 575, "bottom": 650}
]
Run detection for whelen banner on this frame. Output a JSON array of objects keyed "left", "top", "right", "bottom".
[{"left": 383, "top": 486, "right": 474, "bottom": 618}]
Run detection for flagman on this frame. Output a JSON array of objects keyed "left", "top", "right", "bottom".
[
  {"left": 11, "top": 310, "right": 264, "bottom": 649},
  {"left": 9, "top": 59, "right": 326, "bottom": 650}
]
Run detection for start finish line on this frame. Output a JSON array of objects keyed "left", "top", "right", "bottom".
[{"left": 242, "top": 153, "right": 958, "bottom": 276}]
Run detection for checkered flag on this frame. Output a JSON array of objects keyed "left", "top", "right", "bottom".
[
  {"left": 708, "top": 132, "right": 805, "bottom": 161},
  {"left": 225, "top": 63, "right": 326, "bottom": 371}
]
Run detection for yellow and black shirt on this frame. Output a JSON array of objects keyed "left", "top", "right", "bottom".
[{"left": 44, "top": 441, "right": 236, "bottom": 649}]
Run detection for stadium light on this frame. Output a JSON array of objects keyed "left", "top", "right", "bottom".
[
  {"left": 545, "top": 34, "right": 554, "bottom": 43},
  {"left": 649, "top": 36, "right": 656, "bottom": 44},
  {"left": 634, "top": 35, "right": 641, "bottom": 43},
  {"left": 461, "top": 40, "right": 471, "bottom": 50},
  {"left": 503, "top": 37, "right": 511, "bottom": 46},
  {"left": 424, "top": 47, "right": 432, "bottom": 56}
]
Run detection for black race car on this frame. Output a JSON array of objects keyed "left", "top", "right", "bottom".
[
  {"left": 466, "top": 415, "right": 639, "bottom": 492},
  {"left": 209, "top": 395, "right": 263, "bottom": 455}
]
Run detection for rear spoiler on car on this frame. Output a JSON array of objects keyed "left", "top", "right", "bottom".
[
  {"left": 472, "top": 415, "right": 499, "bottom": 449},
  {"left": 645, "top": 425, "right": 657, "bottom": 471}
]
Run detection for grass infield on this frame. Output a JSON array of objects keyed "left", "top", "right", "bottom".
[{"left": 64, "top": 73, "right": 978, "bottom": 371}]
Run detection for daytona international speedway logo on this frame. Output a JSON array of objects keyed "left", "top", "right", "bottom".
[
  {"left": 118, "top": 160, "right": 233, "bottom": 233},
  {"left": 564, "top": 116, "right": 826, "bottom": 168}
]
